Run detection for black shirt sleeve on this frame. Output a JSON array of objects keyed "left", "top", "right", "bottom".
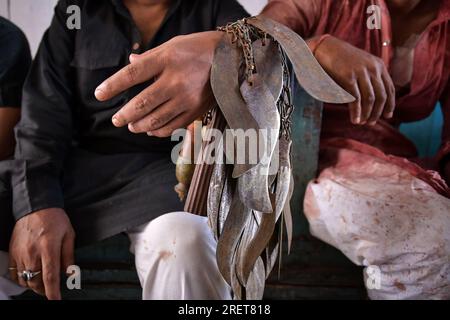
[
  {"left": 0, "top": 161, "right": 14, "bottom": 251},
  {"left": 12, "top": 0, "right": 77, "bottom": 220},
  {"left": 0, "top": 17, "right": 31, "bottom": 108},
  {"left": 11, "top": 0, "right": 248, "bottom": 221},
  {"left": 213, "top": 0, "right": 249, "bottom": 27}
]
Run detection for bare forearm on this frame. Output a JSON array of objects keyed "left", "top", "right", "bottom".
[
  {"left": 0, "top": 107, "right": 20, "bottom": 160},
  {"left": 261, "top": 1, "right": 300, "bottom": 33},
  {"left": 260, "top": 1, "right": 323, "bottom": 51}
]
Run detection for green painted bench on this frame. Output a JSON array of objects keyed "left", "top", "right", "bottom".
[{"left": 18, "top": 86, "right": 443, "bottom": 300}]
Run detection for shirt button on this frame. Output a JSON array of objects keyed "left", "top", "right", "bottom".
[{"left": 132, "top": 42, "right": 140, "bottom": 51}]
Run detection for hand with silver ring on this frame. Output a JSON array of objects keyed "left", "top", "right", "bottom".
[{"left": 9, "top": 208, "right": 76, "bottom": 300}]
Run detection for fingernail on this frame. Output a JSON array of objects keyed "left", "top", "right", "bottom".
[
  {"left": 369, "top": 121, "right": 377, "bottom": 126},
  {"left": 95, "top": 83, "right": 106, "bottom": 100},
  {"left": 387, "top": 112, "right": 394, "bottom": 118},
  {"left": 129, "top": 53, "right": 139, "bottom": 62},
  {"left": 112, "top": 116, "right": 121, "bottom": 127},
  {"left": 354, "top": 117, "right": 361, "bottom": 124},
  {"left": 128, "top": 123, "right": 136, "bottom": 133},
  {"left": 147, "top": 132, "right": 153, "bottom": 136}
]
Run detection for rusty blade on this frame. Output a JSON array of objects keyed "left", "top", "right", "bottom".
[
  {"left": 283, "top": 196, "right": 293, "bottom": 254},
  {"left": 231, "top": 248, "right": 243, "bottom": 300},
  {"left": 245, "top": 257, "right": 266, "bottom": 300},
  {"left": 234, "top": 39, "right": 283, "bottom": 212},
  {"left": 235, "top": 211, "right": 259, "bottom": 285},
  {"left": 207, "top": 137, "right": 227, "bottom": 241},
  {"left": 283, "top": 173, "right": 295, "bottom": 254},
  {"left": 239, "top": 207, "right": 276, "bottom": 284},
  {"left": 238, "top": 138, "right": 289, "bottom": 283},
  {"left": 238, "top": 74, "right": 280, "bottom": 213},
  {"left": 217, "top": 167, "right": 234, "bottom": 238},
  {"left": 211, "top": 36, "right": 262, "bottom": 178},
  {"left": 262, "top": 138, "right": 293, "bottom": 278},
  {"left": 274, "top": 138, "right": 292, "bottom": 222},
  {"left": 206, "top": 138, "right": 230, "bottom": 241},
  {"left": 264, "top": 230, "right": 280, "bottom": 279},
  {"left": 253, "top": 39, "right": 283, "bottom": 101},
  {"left": 216, "top": 189, "right": 251, "bottom": 285},
  {"left": 278, "top": 138, "right": 294, "bottom": 254},
  {"left": 247, "top": 16, "right": 355, "bottom": 104}
]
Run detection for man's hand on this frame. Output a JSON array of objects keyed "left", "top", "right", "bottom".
[
  {"left": 95, "top": 31, "right": 224, "bottom": 137},
  {"left": 9, "top": 208, "right": 75, "bottom": 300},
  {"left": 313, "top": 36, "right": 396, "bottom": 125}
]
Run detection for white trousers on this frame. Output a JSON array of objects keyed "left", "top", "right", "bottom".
[
  {"left": 304, "top": 163, "right": 450, "bottom": 300},
  {"left": 0, "top": 212, "right": 231, "bottom": 300}
]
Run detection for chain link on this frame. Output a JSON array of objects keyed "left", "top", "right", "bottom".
[
  {"left": 278, "top": 50, "right": 294, "bottom": 140},
  {"left": 218, "top": 18, "right": 294, "bottom": 139}
]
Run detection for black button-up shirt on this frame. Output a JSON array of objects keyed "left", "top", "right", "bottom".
[
  {"left": 0, "top": 17, "right": 31, "bottom": 107},
  {"left": 0, "top": 18, "right": 31, "bottom": 250},
  {"left": 12, "top": 0, "right": 248, "bottom": 222}
]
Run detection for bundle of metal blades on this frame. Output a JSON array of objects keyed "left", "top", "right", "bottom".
[{"left": 208, "top": 16, "right": 353, "bottom": 300}]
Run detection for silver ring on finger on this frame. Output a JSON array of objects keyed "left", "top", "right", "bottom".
[{"left": 18, "top": 270, "right": 42, "bottom": 282}]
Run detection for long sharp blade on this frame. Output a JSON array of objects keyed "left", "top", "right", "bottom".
[{"left": 248, "top": 16, "right": 355, "bottom": 104}]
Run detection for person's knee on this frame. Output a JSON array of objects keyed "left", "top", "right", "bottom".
[{"left": 139, "top": 212, "right": 215, "bottom": 262}]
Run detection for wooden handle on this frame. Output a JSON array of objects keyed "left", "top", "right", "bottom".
[{"left": 184, "top": 107, "right": 227, "bottom": 216}]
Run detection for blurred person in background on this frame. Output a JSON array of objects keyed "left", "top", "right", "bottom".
[{"left": 0, "top": 16, "right": 31, "bottom": 300}]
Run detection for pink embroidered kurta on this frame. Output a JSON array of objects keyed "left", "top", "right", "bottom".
[{"left": 263, "top": 0, "right": 450, "bottom": 195}]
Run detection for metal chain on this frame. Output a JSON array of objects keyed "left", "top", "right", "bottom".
[
  {"left": 218, "top": 18, "right": 266, "bottom": 82},
  {"left": 218, "top": 19, "right": 294, "bottom": 139},
  {"left": 278, "top": 49, "right": 294, "bottom": 140}
]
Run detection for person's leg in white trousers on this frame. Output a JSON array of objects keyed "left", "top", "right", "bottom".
[
  {"left": 128, "top": 212, "right": 231, "bottom": 300},
  {"left": 0, "top": 212, "right": 230, "bottom": 300},
  {"left": 304, "top": 164, "right": 450, "bottom": 300}
]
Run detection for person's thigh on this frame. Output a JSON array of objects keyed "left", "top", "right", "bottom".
[
  {"left": 304, "top": 162, "right": 450, "bottom": 300},
  {"left": 127, "top": 212, "right": 231, "bottom": 300}
]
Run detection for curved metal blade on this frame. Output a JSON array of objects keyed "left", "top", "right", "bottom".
[
  {"left": 216, "top": 190, "right": 251, "bottom": 285},
  {"left": 253, "top": 39, "right": 283, "bottom": 101},
  {"left": 207, "top": 137, "right": 227, "bottom": 241},
  {"left": 283, "top": 172, "right": 295, "bottom": 254},
  {"left": 231, "top": 249, "right": 243, "bottom": 300},
  {"left": 248, "top": 16, "right": 355, "bottom": 104},
  {"left": 264, "top": 230, "right": 280, "bottom": 279},
  {"left": 238, "top": 136, "right": 291, "bottom": 283},
  {"left": 274, "top": 138, "right": 292, "bottom": 222},
  {"left": 238, "top": 73, "right": 280, "bottom": 213},
  {"left": 235, "top": 39, "right": 282, "bottom": 212},
  {"left": 262, "top": 138, "right": 293, "bottom": 278},
  {"left": 211, "top": 36, "right": 262, "bottom": 178},
  {"left": 245, "top": 257, "right": 266, "bottom": 300},
  {"left": 239, "top": 208, "right": 276, "bottom": 284},
  {"left": 217, "top": 168, "right": 234, "bottom": 238},
  {"left": 235, "top": 211, "right": 259, "bottom": 285}
]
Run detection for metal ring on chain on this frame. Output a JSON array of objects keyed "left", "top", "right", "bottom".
[{"left": 18, "top": 270, "right": 42, "bottom": 282}]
